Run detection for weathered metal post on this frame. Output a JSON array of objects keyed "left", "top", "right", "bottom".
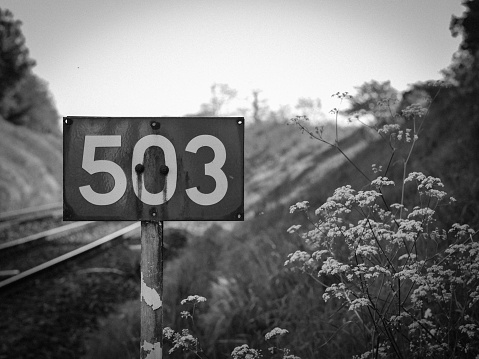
[{"left": 140, "top": 221, "right": 163, "bottom": 359}]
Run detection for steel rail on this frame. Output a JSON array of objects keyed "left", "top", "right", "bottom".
[
  {"left": 0, "top": 221, "right": 95, "bottom": 251},
  {"left": 0, "top": 202, "right": 63, "bottom": 222},
  {"left": 0, "top": 222, "right": 141, "bottom": 290},
  {"left": 0, "top": 203, "right": 63, "bottom": 232}
]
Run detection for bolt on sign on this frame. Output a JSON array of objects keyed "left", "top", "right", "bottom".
[{"left": 63, "top": 117, "right": 244, "bottom": 221}]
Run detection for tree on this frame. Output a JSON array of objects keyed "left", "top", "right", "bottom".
[
  {"left": 250, "top": 89, "right": 270, "bottom": 123},
  {"left": 0, "top": 8, "right": 35, "bottom": 102},
  {"left": 267, "top": 104, "right": 292, "bottom": 123},
  {"left": 209, "top": 83, "right": 237, "bottom": 115},
  {"left": 252, "top": 89, "right": 261, "bottom": 123},
  {"left": 192, "top": 83, "right": 237, "bottom": 116},
  {"left": 450, "top": 0, "right": 479, "bottom": 54},
  {"left": 1, "top": 73, "right": 60, "bottom": 133},
  {"left": 344, "top": 80, "right": 399, "bottom": 124},
  {"left": 0, "top": 8, "right": 59, "bottom": 133},
  {"left": 446, "top": 0, "right": 479, "bottom": 96},
  {"left": 295, "top": 97, "right": 322, "bottom": 122}
]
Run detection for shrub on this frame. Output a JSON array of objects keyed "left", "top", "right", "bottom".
[{"left": 285, "top": 84, "right": 478, "bottom": 358}]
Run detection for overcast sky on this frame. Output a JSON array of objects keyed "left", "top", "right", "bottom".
[{"left": 2, "top": 0, "right": 465, "bottom": 121}]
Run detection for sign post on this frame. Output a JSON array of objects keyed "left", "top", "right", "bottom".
[
  {"left": 140, "top": 221, "right": 163, "bottom": 358},
  {"left": 63, "top": 117, "right": 244, "bottom": 358},
  {"left": 136, "top": 144, "right": 165, "bottom": 359}
]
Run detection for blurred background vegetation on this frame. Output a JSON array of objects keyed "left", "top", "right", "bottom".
[
  {"left": 1, "top": 1, "right": 478, "bottom": 358},
  {"left": 0, "top": 8, "right": 62, "bottom": 211}
]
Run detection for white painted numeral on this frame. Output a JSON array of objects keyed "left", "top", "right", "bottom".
[
  {"left": 80, "top": 134, "right": 229, "bottom": 207},
  {"left": 79, "top": 135, "right": 127, "bottom": 205},
  {"left": 131, "top": 135, "right": 177, "bottom": 205},
  {"left": 185, "top": 135, "right": 228, "bottom": 206}
]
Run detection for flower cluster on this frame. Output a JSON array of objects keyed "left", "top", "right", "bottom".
[
  {"left": 284, "top": 250, "right": 313, "bottom": 272},
  {"left": 265, "top": 327, "right": 289, "bottom": 341},
  {"left": 395, "top": 128, "right": 416, "bottom": 142},
  {"left": 289, "top": 201, "right": 309, "bottom": 213},
  {"left": 371, "top": 176, "right": 395, "bottom": 188},
  {"left": 229, "top": 327, "right": 300, "bottom": 359},
  {"left": 404, "top": 172, "right": 448, "bottom": 202},
  {"left": 163, "top": 294, "right": 207, "bottom": 357},
  {"left": 377, "top": 123, "right": 418, "bottom": 146},
  {"left": 331, "top": 91, "right": 353, "bottom": 100},
  {"left": 401, "top": 103, "right": 428, "bottom": 119},
  {"left": 180, "top": 295, "right": 207, "bottom": 305},
  {"left": 167, "top": 295, "right": 300, "bottom": 359},
  {"left": 286, "top": 224, "right": 302, "bottom": 234},
  {"left": 264, "top": 327, "right": 300, "bottom": 359},
  {"left": 371, "top": 163, "right": 383, "bottom": 174},
  {"left": 163, "top": 328, "right": 198, "bottom": 355},
  {"left": 378, "top": 123, "right": 400, "bottom": 136},
  {"left": 231, "top": 344, "right": 262, "bottom": 359},
  {"left": 286, "top": 172, "right": 478, "bottom": 357}
]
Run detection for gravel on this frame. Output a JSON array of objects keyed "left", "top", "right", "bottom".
[
  {"left": 0, "top": 221, "right": 142, "bottom": 359},
  {"left": 0, "top": 215, "right": 65, "bottom": 245}
]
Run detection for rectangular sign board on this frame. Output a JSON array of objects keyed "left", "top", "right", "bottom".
[{"left": 63, "top": 117, "right": 244, "bottom": 221}]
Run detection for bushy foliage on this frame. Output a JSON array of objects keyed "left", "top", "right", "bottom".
[
  {"left": 166, "top": 51, "right": 478, "bottom": 357},
  {"left": 1, "top": 72, "right": 60, "bottom": 133},
  {"left": 343, "top": 80, "right": 399, "bottom": 125},
  {"left": 287, "top": 179, "right": 477, "bottom": 357},
  {"left": 285, "top": 75, "right": 478, "bottom": 357},
  {"left": 162, "top": 71, "right": 477, "bottom": 357},
  {"left": 0, "top": 8, "right": 60, "bottom": 134},
  {"left": 0, "top": 7, "right": 35, "bottom": 101},
  {"left": 450, "top": 0, "right": 479, "bottom": 54},
  {"left": 165, "top": 295, "right": 302, "bottom": 359}
]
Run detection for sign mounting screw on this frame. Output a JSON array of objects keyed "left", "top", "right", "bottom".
[
  {"left": 135, "top": 164, "right": 145, "bottom": 173},
  {"left": 159, "top": 165, "right": 169, "bottom": 175}
]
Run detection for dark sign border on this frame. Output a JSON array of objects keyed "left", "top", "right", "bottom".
[{"left": 63, "top": 117, "right": 244, "bottom": 221}]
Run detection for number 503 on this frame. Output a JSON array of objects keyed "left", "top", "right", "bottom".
[{"left": 79, "top": 134, "right": 228, "bottom": 207}]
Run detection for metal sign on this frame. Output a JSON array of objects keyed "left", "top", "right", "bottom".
[{"left": 63, "top": 117, "right": 244, "bottom": 221}]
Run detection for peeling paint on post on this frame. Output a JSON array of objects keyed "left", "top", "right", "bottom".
[
  {"left": 142, "top": 340, "right": 162, "bottom": 359},
  {"left": 141, "top": 272, "right": 162, "bottom": 310},
  {"left": 140, "top": 221, "right": 163, "bottom": 359}
]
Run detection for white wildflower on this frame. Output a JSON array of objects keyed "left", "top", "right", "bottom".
[
  {"left": 231, "top": 344, "right": 262, "bottom": 359},
  {"left": 180, "top": 311, "right": 191, "bottom": 319},
  {"left": 265, "top": 327, "right": 289, "bottom": 340},
  {"left": 163, "top": 327, "right": 175, "bottom": 339},
  {"left": 349, "top": 298, "right": 371, "bottom": 310},
  {"left": 287, "top": 224, "right": 302, "bottom": 234},
  {"left": 424, "top": 308, "right": 432, "bottom": 319},
  {"left": 168, "top": 329, "right": 198, "bottom": 354},
  {"left": 290, "top": 201, "right": 309, "bottom": 213},
  {"left": 371, "top": 176, "right": 395, "bottom": 188},
  {"left": 180, "top": 295, "right": 207, "bottom": 305}
]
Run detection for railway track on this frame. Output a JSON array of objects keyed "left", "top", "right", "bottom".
[
  {"left": 0, "top": 202, "right": 63, "bottom": 231},
  {"left": 0, "top": 204, "right": 141, "bottom": 291},
  {"left": 0, "top": 220, "right": 143, "bottom": 359},
  {"left": 0, "top": 220, "right": 94, "bottom": 251},
  {"left": 0, "top": 205, "right": 189, "bottom": 358},
  {"left": 0, "top": 222, "right": 140, "bottom": 290}
]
